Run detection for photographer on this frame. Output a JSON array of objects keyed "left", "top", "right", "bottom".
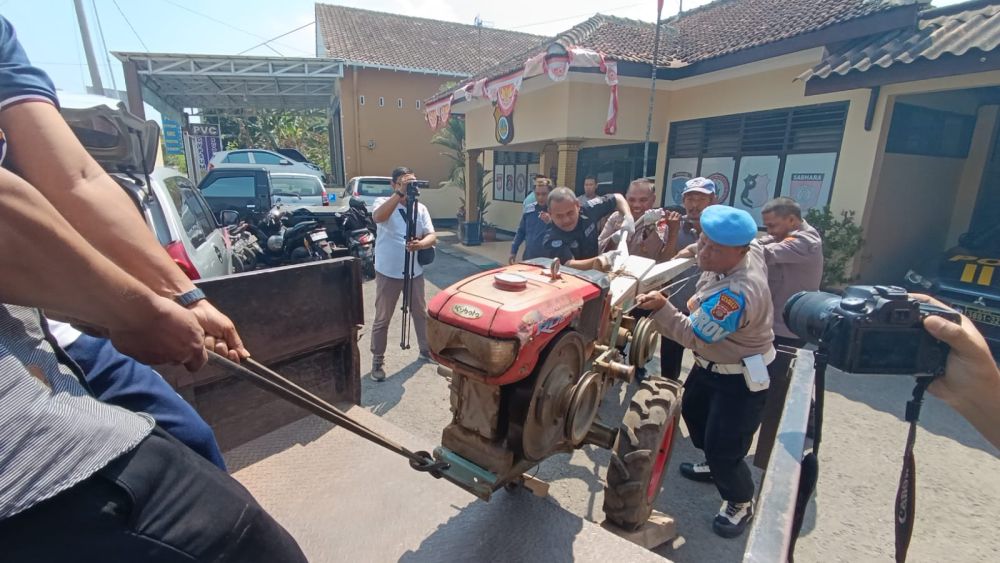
[
  {"left": 917, "top": 295, "right": 1000, "bottom": 449},
  {"left": 370, "top": 166, "right": 436, "bottom": 382},
  {"left": 635, "top": 205, "right": 773, "bottom": 539}
]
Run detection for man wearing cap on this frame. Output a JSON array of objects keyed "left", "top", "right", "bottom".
[
  {"left": 659, "top": 177, "right": 718, "bottom": 379},
  {"left": 635, "top": 205, "right": 774, "bottom": 539},
  {"left": 541, "top": 187, "right": 633, "bottom": 271},
  {"left": 510, "top": 178, "right": 551, "bottom": 263}
]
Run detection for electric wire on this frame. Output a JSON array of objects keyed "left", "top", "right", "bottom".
[{"left": 111, "top": 0, "right": 150, "bottom": 52}]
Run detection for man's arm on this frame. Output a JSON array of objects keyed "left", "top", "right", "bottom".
[
  {"left": 566, "top": 257, "right": 605, "bottom": 271},
  {"left": 598, "top": 212, "right": 623, "bottom": 252},
  {"left": 372, "top": 194, "right": 402, "bottom": 223},
  {"left": 406, "top": 204, "right": 437, "bottom": 251},
  {"left": 0, "top": 168, "right": 207, "bottom": 369},
  {"left": 762, "top": 234, "right": 822, "bottom": 265},
  {"left": 636, "top": 288, "right": 744, "bottom": 356},
  {"left": 0, "top": 102, "right": 246, "bottom": 360},
  {"left": 511, "top": 212, "right": 528, "bottom": 258}
]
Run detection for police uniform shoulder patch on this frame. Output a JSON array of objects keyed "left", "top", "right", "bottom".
[{"left": 688, "top": 288, "right": 745, "bottom": 343}]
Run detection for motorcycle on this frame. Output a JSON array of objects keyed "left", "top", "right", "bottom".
[
  {"left": 341, "top": 198, "right": 376, "bottom": 279},
  {"left": 226, "top": 221, "right": 262, "bottom": 273},
  {"left": 250, "top": 204, "right": 332, "bottom": 266}
]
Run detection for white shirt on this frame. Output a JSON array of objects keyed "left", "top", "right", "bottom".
[{"left": 373, "top": 197, "right": 435, "bottom": 279}]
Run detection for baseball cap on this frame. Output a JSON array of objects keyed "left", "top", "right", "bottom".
[{"left": 683, "top": 177, "right": 716, "bottom": 196}]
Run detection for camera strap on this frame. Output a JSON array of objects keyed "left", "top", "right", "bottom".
[{"left": 894, "top": 376, "right": 933, "bottom": 563}]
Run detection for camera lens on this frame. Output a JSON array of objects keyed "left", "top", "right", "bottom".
[{"left": 783, "top": 291, "right": 842, "bottom": 344}]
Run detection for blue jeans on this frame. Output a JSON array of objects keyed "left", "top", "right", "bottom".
[{"left": 63, "top": 334, "right": 226, "bottom": 471}]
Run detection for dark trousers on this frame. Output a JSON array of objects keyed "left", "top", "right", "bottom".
[
  {"left": 65, "top": 333, "right": 226, "bottom": 471},
  {"left": 0, "top": 427, "right": 306, "bottom": 563},
  {"left": 682, "top": 365, "right": 769, "bottom": 503}
]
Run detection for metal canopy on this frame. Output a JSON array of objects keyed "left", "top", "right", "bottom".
[{"left": 113, "top": 52, "right": 345, "bottom": 111}]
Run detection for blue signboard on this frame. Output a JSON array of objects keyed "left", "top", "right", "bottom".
[
  {"left": 162, "top": 118, "right": 183, "bottom": 155},
  {"left": 194, "top": 135, "right": 222, "bottom": 170}
]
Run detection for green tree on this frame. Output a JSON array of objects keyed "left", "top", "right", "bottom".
[
  {"left": 211, "top": 109, "right": 331, "bottom": 179},
  {"left": 805, "top": 207, "right": 865, "bottom": 289},
  {"left": 431, "top": 115, "right": 466, "bottom": 189}
]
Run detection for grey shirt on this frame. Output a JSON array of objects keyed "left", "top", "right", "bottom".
[
  {"left": 0, "top": 305, "right": 153, "bottom": 520},
  {"left": 759, "top": 221, "right": 823, "bottom": 339},
  {"left": 652, "top": 242, "right": 775, "bottom": 364}
]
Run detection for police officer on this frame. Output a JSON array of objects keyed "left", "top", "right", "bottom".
[
  {"left": 541, "top": 186, "right": 632, "bottom": 271},
  {"left": 660, "top": 177, "right": 717, "bottom": 380},
  {"left": 635, "top": 205, "right": 774, "bottom": 539},
  {"left": 510, "top": 178, "right": 552, "bottom": 263},
  {"left": 759, "top": 197, "right": 824, "bottom": 349}
]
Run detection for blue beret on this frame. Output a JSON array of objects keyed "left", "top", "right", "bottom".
[{"left": 700, "top": 205, "right": 757, "bottom": 246}]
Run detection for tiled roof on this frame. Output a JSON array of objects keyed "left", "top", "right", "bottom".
[
  {"left": 800, "top": 0, "right": 1000, "bottom": 81},
  {"left": 439, "top": 0, "right": 912, "bottom": 97},
  {"left": 315, "top": 3, "right": 547, "bottom": 76}
]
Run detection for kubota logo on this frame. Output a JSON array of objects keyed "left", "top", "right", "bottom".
[{"left": 452, "top": 304, "right": 483, "bottom": 319}]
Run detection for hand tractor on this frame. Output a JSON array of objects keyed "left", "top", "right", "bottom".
[{"left": 426, "top": 249, "right": 694, "bottom": 530}]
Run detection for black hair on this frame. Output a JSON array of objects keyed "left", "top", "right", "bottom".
[
  {"left": 584, "top": 175, "right": 598, "bottom": 183},
  {"left": 391, "top": 166, "right": 413, "bottom": 184},
  {"left": 761, "top": 197, "right": 802, "bottom": 219}
]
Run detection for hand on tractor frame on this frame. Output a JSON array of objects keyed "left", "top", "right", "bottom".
[{"left": 635, "top": 291, "right": 668, "bottom": 312}]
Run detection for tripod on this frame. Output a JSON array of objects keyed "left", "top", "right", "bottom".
[{"left": 399, "top": 183, "right": 420, "bottom": 350}]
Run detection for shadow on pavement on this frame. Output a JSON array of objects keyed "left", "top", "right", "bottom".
[
  {"left": 825, "top": 369, "right": 998, "bottom": 455},
  {"left": 364, "top": 360, "right": 426, "bottom": 417},
  {"left": 398, "top": 493, "right": 584, "bottom": 563}
]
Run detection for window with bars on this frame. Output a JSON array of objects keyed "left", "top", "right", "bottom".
[{"left": 664, "top": 102, "right": 849, "bottom": 221}]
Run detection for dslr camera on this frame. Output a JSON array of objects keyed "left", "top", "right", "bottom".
[
  {"left": 407, "top": 179, "right": 429, "bottom": 198},
  {"left": 784, "top": 285, "right": 960, "bottom": 375}
]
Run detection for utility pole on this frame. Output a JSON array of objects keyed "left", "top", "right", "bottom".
[
  {"left": 641, "top": 1, "right": 666, "bottom": 177},
  {"left": 73, "top": 0, "right": 104, "bottom": 94}
]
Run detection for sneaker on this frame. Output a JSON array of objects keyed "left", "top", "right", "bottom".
[
  {"left": 418, "top": 350, "right": 437, "bottom": 364},
  {"left": 712, "top": 500, "right": 754, "bottom": 538},
  {"left": 679, "top": 461, "right": 714, "bottom": 482},
  {"left": 371, "top": 364, "right": 386, "bottom": 382}
]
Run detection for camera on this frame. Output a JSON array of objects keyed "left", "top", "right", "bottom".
[
  {"left": 784, "top": 285, "right": 960, "bottom": 375},
  {"left": 407, "top": 180, "right": 429, "bottom": 198}
]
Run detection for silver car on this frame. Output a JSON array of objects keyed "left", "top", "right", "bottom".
[
  {"left": 270, "top": 173, "right": 329, "bottom": 207},
  {"left": 210, "top": 149, "right": 326, "bottom": 183},
  {"left": 343, "top": 176, "right": 394, "bottom": 209},
  {"left": 60, "top": 97, "right": 233, "bottom": 280},
  {"left": 116, "top": 168, "right": 234, "bottom": 280}
]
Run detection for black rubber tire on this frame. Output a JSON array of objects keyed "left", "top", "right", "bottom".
[{"left": 603, "top": 377, "right": 683, "bottom": 531}]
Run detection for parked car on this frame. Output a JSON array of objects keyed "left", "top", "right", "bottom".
[
  {"left": 198, "top": 167, "right": 330, "bottom": 223},
  {"left": 209, "top": 149, "right": 327, "bottom": 183},
  {"left": 124, "top": 168, "right": 234, "bottom": 280},
  {"left": 905, "top": 225, "right": 1000, "bottom": 357},
  {"left": 270, "top": 173, "right": 329, "bottom": 207},
  {"left": 343, "top": 176, "right": 394, "bottom": 209},
  {"left": 60, "top": 98, "right": 234, "bottom": 280}
]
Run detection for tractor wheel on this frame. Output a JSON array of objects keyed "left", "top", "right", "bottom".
[{"left": 603, "top": 377, "right": 683, "bottom": 531}]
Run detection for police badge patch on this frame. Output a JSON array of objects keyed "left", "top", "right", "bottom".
[{"left": 690, "top": 289, "right": 745, "bottom": 343}]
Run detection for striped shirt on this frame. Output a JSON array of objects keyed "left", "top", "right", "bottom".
[
  {"left": 0, "top": 18, "right": 152, "bottom": 521},
  {"left": 0, "top": 305, "right": 153, "bottom": 520}
]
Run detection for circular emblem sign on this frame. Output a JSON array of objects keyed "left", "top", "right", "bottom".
[{"left": 452, "top": 303, "right": 483, "bottom": 320}]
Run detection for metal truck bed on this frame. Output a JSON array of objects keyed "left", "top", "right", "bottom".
[{"left": 227, "top": 406, "right": 670, "bottom": 563}]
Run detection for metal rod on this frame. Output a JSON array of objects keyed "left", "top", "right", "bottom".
[
  {"left": 641, "top": 2, "right": 665, "bottom": 176},
  {"left": 206, "top": 352, "right": 427, "bottom": 465},
  {"left": 74, "top": 0, "right": 104, "bottom": 93},
  {"left": 625, "top": 272, "right": 700, "bottom": 315}
]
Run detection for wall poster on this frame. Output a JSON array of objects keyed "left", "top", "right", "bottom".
[
  {"left": 735, "top": 155, "right": 781, "bottom": 225},
  {"left": 780, "top": 152, "right": 837, "bottom": 215},
  {"left": 494, "top": 164, "right": 505, "bottom": 200},
  {"left": 514, "top": 165, "right": 527, "bottom": 201},
  {"left": 665, "top": 157, "right": 698, "bottom": 206},
  {"left": 503, "top": 164, "right": 516, "bottom": 200}
]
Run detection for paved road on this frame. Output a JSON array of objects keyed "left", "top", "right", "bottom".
[{"left": 356, "top": 240, "right": 1000, "bottom": 562}]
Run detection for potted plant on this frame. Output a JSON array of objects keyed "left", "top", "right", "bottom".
[
  {"left": 481, "top": 222, "right": 497, "bottom": 242},
  {"left": 804, "top": 206, "right": 864, "bottom": 291}
]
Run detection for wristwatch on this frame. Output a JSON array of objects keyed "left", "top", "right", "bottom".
[
  {"left": 174, "top": 288, "right": 207, "bottom": 308},
  {"left": 394, "top": 190, "right": 406, "bottom": 198}
]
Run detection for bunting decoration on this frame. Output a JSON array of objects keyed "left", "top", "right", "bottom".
[{"left": 424, "top": 41, "right": 621, "bottom": 139}]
